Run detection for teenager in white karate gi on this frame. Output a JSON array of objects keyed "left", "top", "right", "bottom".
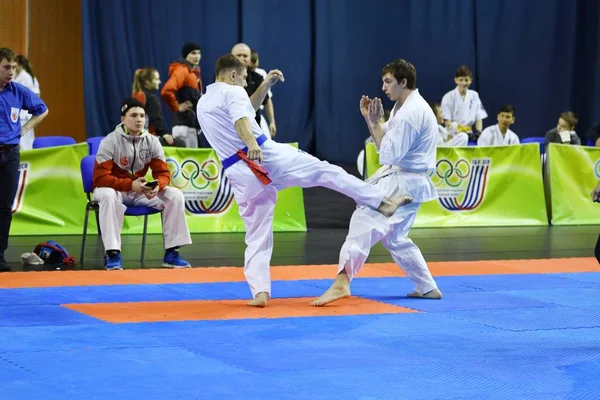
[
  {"left": 431, "top": 102, "right": 468, "bottom": 147},
  {"left": 477, "top": 105, "right": 520, "bottom": 146},
  {"left": 441, "top": 65, "right": 487, "bottom": 141},
  {"left": 312, "top": 59, "right": 443, "bottom": 306},
  {"left": 196, "top": 55, "right": 411, "bottom": 307}
]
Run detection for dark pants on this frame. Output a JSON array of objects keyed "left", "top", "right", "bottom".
[
  {"left": 0, "top": 145, "right": 20, "bottom": 258},
  {"left": 197, "top": 132, "right": 212, "bottom": 149},
  {"left": 595, "top": 233, "right": 600, "bottom": 264},
  {"left": 159, "top": 136, "right": 187, "bottom": 148}
]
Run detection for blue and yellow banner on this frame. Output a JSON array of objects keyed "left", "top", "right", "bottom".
[
  {"left": 11, "top": 143, "right": 306, "bottom": 235},
  {"left": 547, "top": 143, "right": 600, "bottom": 225},
  {"left": 365, "top": 143, "right": 548, "bottom": 227}
]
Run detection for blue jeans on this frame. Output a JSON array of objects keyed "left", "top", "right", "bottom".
[{"left": 0, "top": 145, "right": 20, "bottom": 257}]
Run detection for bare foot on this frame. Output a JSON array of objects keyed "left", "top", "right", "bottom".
[
  {"left": 407, "top": 288, "right": 443, "bottom": 299},
  {"left": 248, "top": 292, "right": 269, "bottom": 307},
  {"left": 311, "top": 285, "right": 351, "bottom": 306},
  {"left": 311, "top": 273, "right": 352, "bottom": 306},
  {"left": 378, "top": 195, "right": 413, "bottom": 217}
]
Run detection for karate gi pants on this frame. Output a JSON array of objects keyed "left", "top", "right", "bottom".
[
  {"left": 444, "top": 132, "right": 469, "bottom": 147},
  {"left": 338, "top": 174, "right": 438, "bottom": 295},
  {"left": 226, "top": 141, "right": 388, "bottom": 297},
  {"left": 93, "top": 186, "right": 192, "bottom": 252}
]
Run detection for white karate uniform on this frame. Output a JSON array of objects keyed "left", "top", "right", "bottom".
[
  {"left": 197, "top": 82, "right": 388, "bottom": 297},
  {"left": 477, "top": 125, "right": 520, "bottom": 146},
  {"left": 441, "top": 88, "right": 487, "bottom": 135},
  {"left": 14, "top": 70, "right": 39, "bottom": 150},
  {"left": 338, "top": 89, "right": 439, "bottom": 295},
  {"left": 436, "top": 124, "right": 469, "bottom": 147}
]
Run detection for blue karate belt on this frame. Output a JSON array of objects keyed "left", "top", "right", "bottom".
[{"left": 221, "top": 134, "right": 268, "bottom": 170}]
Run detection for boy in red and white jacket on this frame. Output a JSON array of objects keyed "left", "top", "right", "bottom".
[{"left": 93, "top": 98, "right": 192, "bottom": 270}]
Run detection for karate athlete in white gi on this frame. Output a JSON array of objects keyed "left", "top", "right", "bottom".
[
  {"left": 431, "top": 102, "right": 468, "bottom": 147},
  {"left": 312, "top": 59, "right": 443, "bottom": 306},
  {"left": 197, "top": 55, "right": 412, "bottom": 307},
  {"left": 441, "top": 65, "right": 487, "bottom": 141},
  {"left": 477, "top": 105, "right": 520, "bottom": 146}
]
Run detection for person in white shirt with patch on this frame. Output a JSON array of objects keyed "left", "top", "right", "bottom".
[
  {"left": 477, "top": 105, "right": 520, "bottom": 146},
  {"left": 431, "top": 102, "right": 468, "bottom": 147},
  {"left": 441, "top": 65, "right": 487, "bottom": 141},
  {"left": 14, "top": 55, "right": 40, "bottom": 150},
  {"left": 196, "top": 55, "right": 412, "bottom": 308},
  {"left": 312, "top": 59, "right": 443, "bottom": 307},
  {"left": 249, "top": 49, "right": 275, "bottom": 139}
]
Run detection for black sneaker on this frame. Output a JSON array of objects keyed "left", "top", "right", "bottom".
[{"left": 0, "top": 256, "right": 11, "bottom": 272}]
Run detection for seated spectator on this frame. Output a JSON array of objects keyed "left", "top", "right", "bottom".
[
  {"left": 544, "top": 111, "right": 581, "bottom": 145},
  {"left": 93, "top": 98, "right": 192, "bottom": 270},
  {"left": 477, "top": 105, "right": 520, "bottom": 146},
  {"left": 131, "top": 68, "right": 185, "bottom": 147},
  {"left": 431, "top": 102, "right": 468, "bottom": 147},
  {"left": 586, "top": 123, "right": 600, "bottom": 146},
  {"left": 441, "top": 65, "right": 487, "bottom": 141}
]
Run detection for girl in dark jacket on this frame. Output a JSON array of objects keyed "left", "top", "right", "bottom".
[{"left": 132, "top": 68, "right": 186, "bottom": 147}]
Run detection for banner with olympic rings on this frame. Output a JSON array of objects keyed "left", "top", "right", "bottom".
[
  {"left": 365, "top": 143, "right": 548, "bottom": 227},
  {"left": 158, "top": 146, "right": 307, "bottom": 233},
  {"left": 547, "top": 143, "right": 600, "bottom": 225},
  {"left": 10, "top": 143, "right": 307, "bottom": 235}
]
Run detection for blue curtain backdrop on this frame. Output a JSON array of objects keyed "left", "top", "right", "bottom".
[{"left": 82, "top": 0, "right": 600, "bottom": 163}]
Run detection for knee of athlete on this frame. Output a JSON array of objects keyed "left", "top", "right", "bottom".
[
  {"left": 383, "top": 236, "right": 412, "bottom": 251},
  {"left": 317, "top": 163, "right": 343, "bottom": 181},
  {"left": 330, "top": 164, "right": 345, "bottom": 174},
  {"left": 166, "top": 187, "right": 185, "bottom": 203},
  {"left": 343, "top": 242, "right": 368, "bottom": 259},
  {"left": 94, "top": 188, "right": 119, "bottom": 204},
  {"left": 457, "top": 132, "right": 469, "bottom": 145}
]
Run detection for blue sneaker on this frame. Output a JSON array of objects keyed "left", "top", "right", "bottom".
[
  {"left": 162, "top": 249, "right": 191, "bottom": 269},
  {"left": 104, "top": 252, "right": 123, "bottom": 270}
]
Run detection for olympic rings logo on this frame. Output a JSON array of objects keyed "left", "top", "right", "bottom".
[
  {"left": 167, "top": 158, "right": 220, "bottom": 190},
  {"left": 433, "top": 158, "right": 471, "bottom": 187},
  {"left": 594, "top": 160, "right": 600, "bottom": 179}
]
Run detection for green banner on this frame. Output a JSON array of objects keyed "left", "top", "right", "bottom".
[
  {"left": 365, "top": 143, "right": 548, "bottom": 227},
  {"left": 547, "top": 143, "right": 600, "bottom": 225},
  {"left": 11, "top": 143, "right": 306, "bottom": 235},
  {"left": 11, "top": 143, "right": 91, "bottom": 235}
]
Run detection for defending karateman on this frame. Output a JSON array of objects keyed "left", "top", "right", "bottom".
[{"left": 313, "top": 59, "right": 443, "bottom": 306}]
